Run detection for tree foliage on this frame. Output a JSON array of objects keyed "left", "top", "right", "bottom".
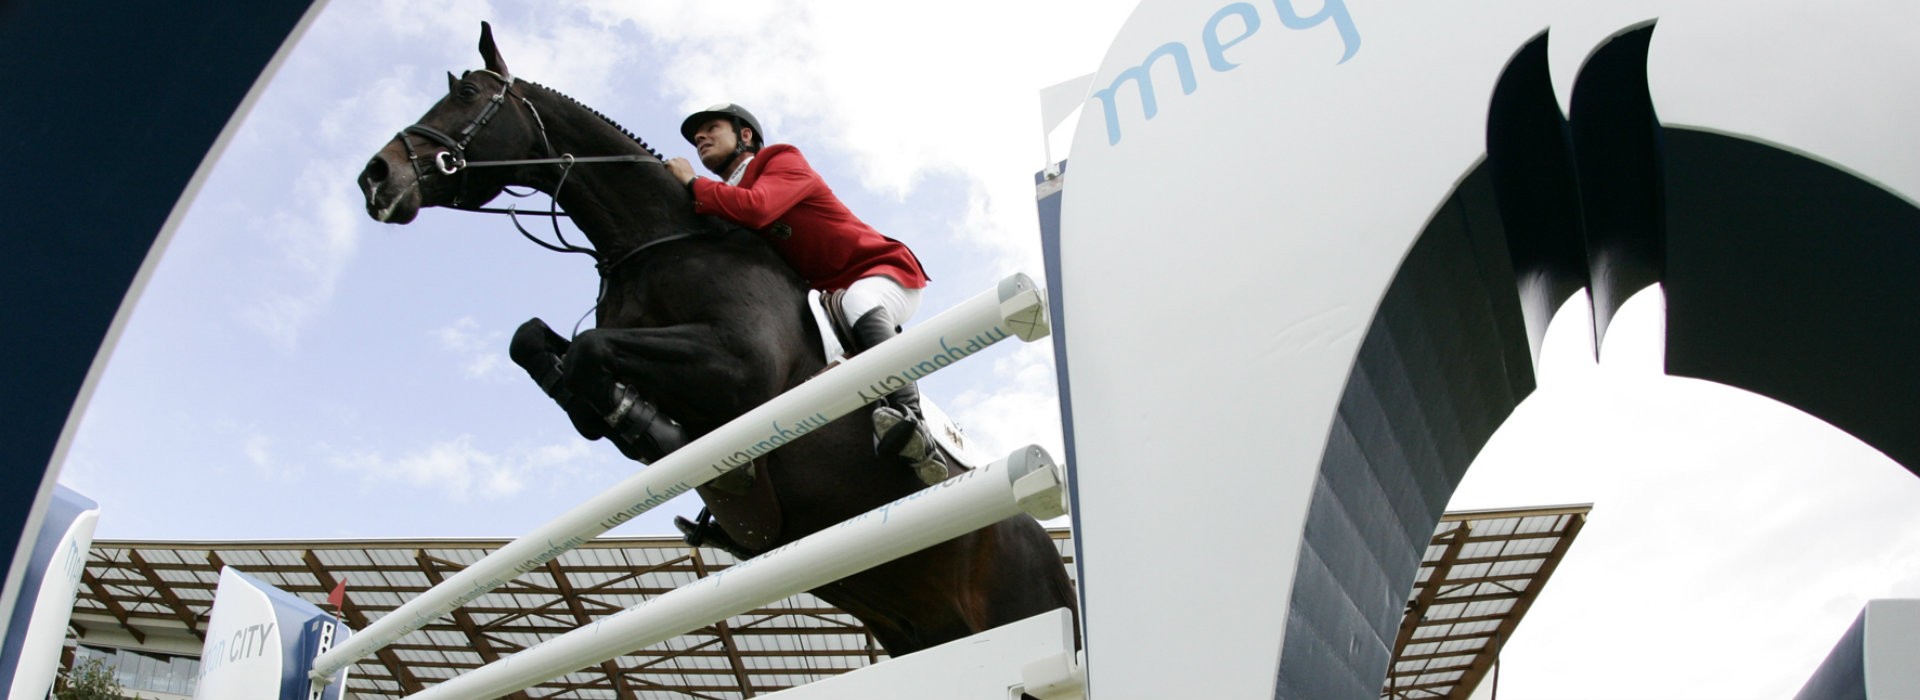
[{"left": 54, "top": 657, "right": 133, "bottom": 700}]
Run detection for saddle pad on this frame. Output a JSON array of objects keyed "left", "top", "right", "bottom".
[{"left": 813, "top": 289, "right": 852, "bottom": 361}]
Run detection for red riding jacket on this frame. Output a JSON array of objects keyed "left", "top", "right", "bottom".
[{"left": 690, "top": 144, "right": 930, "bottom": 293}]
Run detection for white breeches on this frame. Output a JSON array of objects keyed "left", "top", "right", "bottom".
[
  {"left": 838, "top": 275, "right": 922, "bottom": 328},
  {"left": 810, "top": 276, "right": 923, "bottom": 360}
]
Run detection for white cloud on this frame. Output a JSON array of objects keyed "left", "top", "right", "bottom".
[
  {"left": 230, "top": 63, "right": 429, "bottom": 349},
  {"left": 240, "top": 167, "right": 363, "bottom": 349},
  {"left": 434, "top": 316, "right": 508, "bottom": 379},
  {"left": 580, "top": 1, "right": 1132, "bottom": 275},
  {"left": 226, "top": 4, "right": 657, "bottom": 349},
  {"left": 948, "top": 342, "right": 1067, "bottom": 460},
  {"left": 331, "top": 435, "right": 591, "bottom": 502},
  {"left": 242, "top": 433, "right": 303, "bottom": 481},
  {"left": 1453, "top": 290, "right": 1920, "bottom": 697}
]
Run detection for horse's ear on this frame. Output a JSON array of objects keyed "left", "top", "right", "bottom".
[
  {"left": 479, "top": 21, "right": 509, "bottom": 77},
  {"left": 447, "top": 71, "right": 459, "bottom": 94}
]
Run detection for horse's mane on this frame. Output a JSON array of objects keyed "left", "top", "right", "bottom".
[{"left": 518, "top": 78, "right": 665, "bottom": 161}]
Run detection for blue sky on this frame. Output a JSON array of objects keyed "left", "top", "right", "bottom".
[{"left": 52, "top": 1, "right": 1920, "bottom": 698}]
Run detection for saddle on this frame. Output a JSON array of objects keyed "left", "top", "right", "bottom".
[
  {"left": 687, "top": 454, "right": 783, "bottom": 555},
  {"left": 817, "top": 288, "right": 861, "bottom": 359}
]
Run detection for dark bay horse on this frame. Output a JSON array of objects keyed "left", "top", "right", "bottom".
[{"left": 356, "top": 23, "right": 1074, "bottom": 655}]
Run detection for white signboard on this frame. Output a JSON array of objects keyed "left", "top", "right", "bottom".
[
  {"left": 1057, "top": 1, "right": 1920, "bottom": 698},
  {"left": 1, "top": 486, "right": 98, "bottom": 700},
  {"left": 197, "top": 567, "right": 351, "bottom": 700}
]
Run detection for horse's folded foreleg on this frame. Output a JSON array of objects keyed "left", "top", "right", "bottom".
[
  {"left": 556, "top": 325, "right": 758, "bottom": 464},
  {"left": 595, "top": 382, "right": 689, "bottom": 463},
  {"left": 511, "top": 318, "right": 693, "bottom": 463},
  {"left": 509, "top": 318, "right": 612, "bottom": 441}
]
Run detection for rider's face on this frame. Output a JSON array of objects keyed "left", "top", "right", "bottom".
[{"left": 693, "top": 119, "right": 741, "bottom": 173}]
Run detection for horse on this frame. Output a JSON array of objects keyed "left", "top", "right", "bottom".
[{"left": 355, "top": 23, "right": 1076, "bottom": 656}]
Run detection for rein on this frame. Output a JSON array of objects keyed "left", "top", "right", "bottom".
[{"left": 395, "top": 69, "right": 702, "bottom": 330}]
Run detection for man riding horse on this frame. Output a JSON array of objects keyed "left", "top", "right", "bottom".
[
  {"left": 664, "top": 103, "right": 944, "bottom": 482},
  {"left": 368, "top": 23, "right": 1076, "bottom": 655},
  {"left": 517, "top": 102, "right": 953, "bottom": 545}
]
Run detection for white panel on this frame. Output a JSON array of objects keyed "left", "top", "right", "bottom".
[
  {"left": 1060, "top": 1, "right": 1565, "bottom": 697},
  {"left": 1061, "top": 1, "right": 1920, "bottom": 697},
  {"left": 1865, "top": 599, "right": 1920, "bottom": 699},
  {"left": 758, "top": 609, "right": 1075, "bottom": 700},
  {"left": 6, "top": 506, "right": 98, "bottom": 700},
  {"left": 195, "top": 569, "right": 284, "bottom": 699}
]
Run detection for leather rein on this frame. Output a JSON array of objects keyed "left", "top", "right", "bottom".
[{"left": 393, "top": 69, "right": 698, "bottom": 277}]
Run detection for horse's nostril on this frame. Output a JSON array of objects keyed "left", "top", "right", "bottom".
[{"left": 363, "top": 157, "right": 390, "bottom": 184}]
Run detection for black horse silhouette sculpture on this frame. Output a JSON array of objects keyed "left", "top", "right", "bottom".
[{"left": 357, "top": 23, "right": 1075, "bottom": 655}]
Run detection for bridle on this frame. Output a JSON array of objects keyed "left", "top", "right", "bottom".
[
  {"left": 393, "top": 70, "right": 699, "bottom": 258},
  {"left": 392, "top": 69, "right": 703, "bottom": 328},
  {"left": 396, "top": 69, "right": 519, "bottom": 183}
]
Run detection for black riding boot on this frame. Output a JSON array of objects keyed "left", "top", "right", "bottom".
[
  {"left": 849, "top": 307, "right": 949, "bottom": 484},
  {"left": 510, "top": 319, "right": 689, "bottom": 464}
]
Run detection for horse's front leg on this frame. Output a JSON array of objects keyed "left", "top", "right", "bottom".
[
  {"left": 508, "top": 318, "right": 613, "bottom": 442},
  {"left": 561, "top": 323, "right": 768, "bottom": 464}
]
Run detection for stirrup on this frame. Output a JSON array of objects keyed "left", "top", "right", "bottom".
[
  {"left": 675, "top": 508, "right": 720, "bottom": 548},
  {"left": 673, "top": 515, "right": 707, "bottom": 547}
]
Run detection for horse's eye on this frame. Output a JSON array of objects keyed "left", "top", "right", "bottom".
[{"left": 458, "top": 83, "right": 479, "bottom": 99}]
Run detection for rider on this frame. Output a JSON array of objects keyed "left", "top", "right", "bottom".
[{"left": 665, "top": 104, "right": 946, "bottom": 484}]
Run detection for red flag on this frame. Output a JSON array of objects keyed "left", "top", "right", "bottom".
[{"left": 327, "top": 579, "right": 347, "bottom": 611}]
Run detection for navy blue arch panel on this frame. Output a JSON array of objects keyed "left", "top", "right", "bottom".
[
  {"left": 1275, "top": 164, "right": 1536, "bottom": 699},
  {"left": 1485, "top": 32, "right": 1589, "bottom": 358},
  {"left": 1569, "top": 24, "right": 1666, "bottom": 353},
  {"left": 1662, "top": 128, "right": 1920, "bottom": 475},
  {"left": 0, "top": 0, "right": 317, "bottom": 623}
]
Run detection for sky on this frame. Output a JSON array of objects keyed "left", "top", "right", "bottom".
[{"left": 51, "top": 1, "right": 1920, "bottom": 698}]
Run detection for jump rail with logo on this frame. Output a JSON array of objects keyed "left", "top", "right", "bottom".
[
  {"left": 405, "top": 445, "right": 1068, "bottom": 699},
  {"left": 267, "top": 273, "right": 1061, "bottom": 696}
]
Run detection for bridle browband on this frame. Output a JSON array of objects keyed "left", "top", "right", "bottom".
[{"left": 391, "top": 69, "right": 695, "bottom": 275}]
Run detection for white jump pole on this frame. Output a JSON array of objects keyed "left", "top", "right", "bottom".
[
  {"left": 309, "top": 273, "right": 1050, "bottom": 683},
  {"left": 405, "top": 445, "right": 1069, "bottom": 700}
]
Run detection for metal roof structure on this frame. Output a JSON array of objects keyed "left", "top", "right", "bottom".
[
  {"left": 75, "top": 533, "right": 1080, "bottom": 700},
  {"left": 68, "top": 504, "right": 1586, "bottom": 699},
  {"left": 1384, "top": 503, "right": 1592, "bottom": 699}
]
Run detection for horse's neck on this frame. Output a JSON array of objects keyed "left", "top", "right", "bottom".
[
  {"left": 553, "top": 163, "right": 694, "bottom": 249},
  {"left": 523, "top": 102, "right": 700, "bottom": 251}
]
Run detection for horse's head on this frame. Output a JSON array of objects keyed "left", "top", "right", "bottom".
[{"left": 359, "top": 22, "right": 542, "bottom": 224}]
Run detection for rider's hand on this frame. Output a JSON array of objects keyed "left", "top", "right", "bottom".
[{"left": 666, "top": 157, "right": 697, "bottom": 186}]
